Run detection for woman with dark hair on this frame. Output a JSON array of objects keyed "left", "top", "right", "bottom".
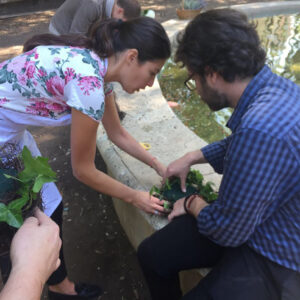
[{"left": 0, "top": 16, "right": 170, "bottom": 299}]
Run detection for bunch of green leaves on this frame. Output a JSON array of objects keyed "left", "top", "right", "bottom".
[
  {"left": 0, "top": 146, "right": 56, "bottom": 228},
  {"left": 150, "top": 169, "right": 217, "bottom": 211}
]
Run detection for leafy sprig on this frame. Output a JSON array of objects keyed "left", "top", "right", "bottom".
[
  {"left": 0, "top": 146, "right": 56, "bottom": 228},
  {"left": 149, "top": 169, "right": 218, "bottom": 211}
]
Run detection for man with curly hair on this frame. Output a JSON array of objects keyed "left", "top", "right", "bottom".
[{"left": 138, "top": 9, "right": 300, "bottom": 300}]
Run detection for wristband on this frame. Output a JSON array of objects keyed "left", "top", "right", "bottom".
[{"left": 184, "top": 193, "right": 198, "bottom": 214}]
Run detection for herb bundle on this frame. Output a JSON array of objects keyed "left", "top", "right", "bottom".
[
  {"left": 0, "top": 145, "right": 56, "bottom": 228},
  {"left": 150, "top": 169, "right": 218, "bottom": 211}
]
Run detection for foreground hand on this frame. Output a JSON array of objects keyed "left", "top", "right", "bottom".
[
  {"left": 10, "top": 209, "right": 62, "bottom": 285},
  {"left": 132, "top": 191, "right": 166, "bottom": 215},
  {"left": 163, "top": 155, "right": 192, "bottom": 192}
]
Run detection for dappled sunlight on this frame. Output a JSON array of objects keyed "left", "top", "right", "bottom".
[
  {"left": 0, "top": 11, "right": 54, "bottom": 36},
  {"left": 0, "top": 11, "right": 53, "bottom": 52},
  {"left": 0, "top": 45, "right": 22, "bottom": 61}
]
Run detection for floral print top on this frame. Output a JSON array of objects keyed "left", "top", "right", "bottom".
[{"left": 0, "top": 46, "right": 113, "bottom": 122}]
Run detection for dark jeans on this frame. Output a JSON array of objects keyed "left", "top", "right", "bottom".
[
  {"left": 137, "top": 214, "right": 300, "bottom": 300},
  {"left": 0, "top": 202, "right": 67, "bottom": 286}
]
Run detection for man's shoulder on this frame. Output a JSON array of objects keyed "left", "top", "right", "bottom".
[{"left": 241, "top": 77, "right": 300, "bottom": 137}]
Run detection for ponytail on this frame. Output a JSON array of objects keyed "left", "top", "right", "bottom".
[{"left": 23, "top": 17, "right": 170, "bottom": 62}]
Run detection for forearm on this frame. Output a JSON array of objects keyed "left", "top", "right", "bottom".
[
  {"left": 184, "top": 149, "right": 208, "bottom": 166},
  {"left": 73, "top": 162, "right": 137, "bottom": 203},
  {"left": 201, "top": 138, "right": 230, "bottom": 174},
  {"left": 0, "top": 268, "right": 43, "bottom": 300},
  {"left": 109, "top": 127, "right": 157, "bottom": 169},
  {"left": 188, "top": 196, "right": 209, "bottom": 218}
]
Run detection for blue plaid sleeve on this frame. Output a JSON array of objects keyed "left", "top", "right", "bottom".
[
  {"left": 201, "top": 137, "right": 231, "bottom": 174},
  {"left": 197, "top": 128, "right": 296, "bottom": 247}
]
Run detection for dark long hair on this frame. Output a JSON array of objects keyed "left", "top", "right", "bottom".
[
  {"left": 175, "top": 9, "right": 266, "bottom": 82},
  {"left": 23, "top": 17, "right": 170, "bottom": 63}
]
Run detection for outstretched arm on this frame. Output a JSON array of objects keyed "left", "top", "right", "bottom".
[
  {"left": 70, "top": 107, "right": 165, "bottom": 214},
  {"left": 102, "top": 93, "right": 166, "bottom": 177}
]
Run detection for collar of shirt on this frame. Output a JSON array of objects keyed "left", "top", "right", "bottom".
[{"left": 227, "top": 65, "right": 272, "bottom": 132}]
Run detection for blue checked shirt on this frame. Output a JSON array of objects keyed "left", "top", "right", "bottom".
[{"left": 200, "top": 65, "right": 300, "bottom": 272}]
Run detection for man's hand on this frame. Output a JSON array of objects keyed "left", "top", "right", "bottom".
[
  {"left": 163, "top": 156, "right": 192, "bottom": 192},
  {"left": 163, "top": 150, "right": 206, "bottom": 192},
  {"left": 168, "top": 198, "right": 185, "bottom": 221},
  {"left": 168, "top": 195, "right": 209, "bottom": 221}
]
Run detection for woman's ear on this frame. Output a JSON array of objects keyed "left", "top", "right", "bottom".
[
  {"left": 112, "top": 4, "right": 125, "bottom": 19},
  {"left": 126, "top": 49, "right": 139, "bottom": 64}
]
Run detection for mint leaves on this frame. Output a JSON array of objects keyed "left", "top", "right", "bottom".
[
  {"left": 0, "top": 146, "right": 56, "bottom": 228},
  {"left": 150, "top": 169, "right": 218, "bottom": 208}
]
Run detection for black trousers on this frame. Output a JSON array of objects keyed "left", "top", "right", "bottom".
[
  {"left": 47, "top": 201, "right": 67, "bottom": 285},
  {"left": 137, "top": 214, "right": 300, "bottom": 300},
  {"left": 0, "top": 202, "right": 67, "bottom": 286}
]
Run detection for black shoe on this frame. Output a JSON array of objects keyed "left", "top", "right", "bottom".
[{"left": 48, "top": 283, "right": 102, "bottom": 299}]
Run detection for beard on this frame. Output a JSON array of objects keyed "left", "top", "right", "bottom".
[{"left": 199, "top": 76, "right": 230, "bottom": 111}]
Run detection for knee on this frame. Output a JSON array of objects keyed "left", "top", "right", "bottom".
[
  {"left": 137, "top": 237, "right": 152, "bottom": 268},
  {"left": 137, "top": 236, "right": 173, "bottom": 278}
]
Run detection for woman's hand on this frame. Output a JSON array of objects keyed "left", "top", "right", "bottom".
[
  {"left": 151, "top": 157, "right": 167, "bottom": 178},
  {"left": 131, "top": 191, "right": 166, "bottom": 215}
]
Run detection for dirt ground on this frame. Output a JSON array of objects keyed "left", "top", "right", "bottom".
[{"left": 0, "top": 0, "right": 280, "bottom": 299}]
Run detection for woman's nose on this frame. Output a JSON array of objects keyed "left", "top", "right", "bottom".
[{"left": 147, "top": 77, "right": 155, "bottom": 87}]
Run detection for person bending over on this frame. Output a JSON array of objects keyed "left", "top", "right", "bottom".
[{"left": 0, "top": 17, "right": 170, "bottom": 299}]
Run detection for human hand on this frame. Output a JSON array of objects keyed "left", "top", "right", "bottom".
[
  {"left": 163, "top": 155, "right": 192, "bottom": 192},
  {"left": 168, "top": 198, "right": 186, "bottom": 221},
  {"left": 151, "top": 158, "right": 167, "bottom": 178},
  {"left": 10, "top": 209, "right": 62, "bottom": 285},
  {"left": 132, "top": 191, "right": 166, "bottom": 215}
]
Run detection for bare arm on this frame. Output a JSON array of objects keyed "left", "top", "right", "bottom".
[
  {"left": 70, "top": 107, "right": 165, "bottom": 214},
  {"left": 101, "top": 93, "right": 166, "bottom": 177}
]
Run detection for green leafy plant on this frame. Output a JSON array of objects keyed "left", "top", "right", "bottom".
[
  {"left": 0, "top": 146, "right": 56, "bottom": 228},
  {"left": 150, "top": 169, "right": 217, "bottom": 211}
]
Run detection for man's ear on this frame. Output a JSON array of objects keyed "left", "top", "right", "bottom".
[{"left": 205, "top": 67, "right": 218, "bottom": 86}]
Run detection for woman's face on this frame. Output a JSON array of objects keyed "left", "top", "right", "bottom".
[{"left": 121, "top": 57, "right": 166, "bottom": 94}]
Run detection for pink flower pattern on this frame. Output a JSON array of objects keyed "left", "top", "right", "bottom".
[
  {"left": 0, "top": 97, "right": 9, "bottom": 107},
  {"left": 46, "top": 75, "right": 65, "bottom": 97},
  {"left": 0, "top": 46, "right": 108, "bottom": 121},
  {"left": 78, "top": 76, "right": 102, "bottom": 96}
]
